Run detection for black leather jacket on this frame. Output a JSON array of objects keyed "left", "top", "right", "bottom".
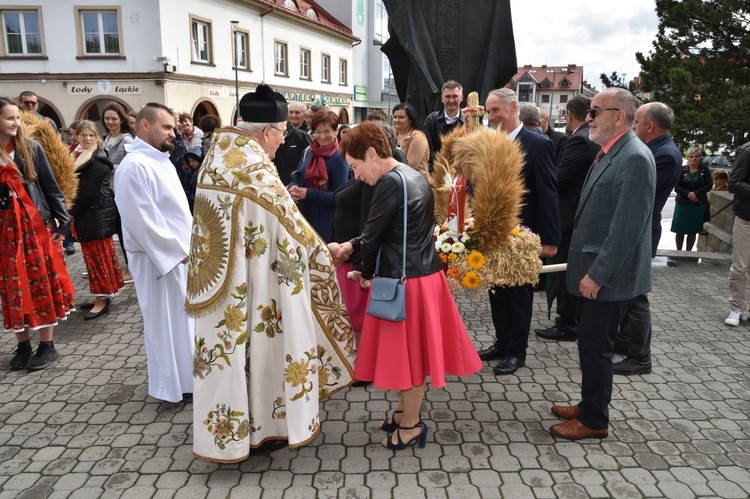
[
  {"left": 729, "top": 141, "right": 750, "bottom": 221},
  {"left": 16, "top": 139, "right": 70, "bottom": 236},
  {"left": 355, "top": 165, "right": 442, "bottom": 280},
  {"left": 70, "top": 149, "right": 118, "bottom": 242}
]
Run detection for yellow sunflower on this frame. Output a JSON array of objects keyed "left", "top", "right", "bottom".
[
  {"left": 462, "top": 271, "right": 481, "bottom": 289},
  {"left": 467, "top": 250, "right": 486, "bottom": 269},
  {"left": 448, "top": 253, "right": 458, "bottom": 262}
]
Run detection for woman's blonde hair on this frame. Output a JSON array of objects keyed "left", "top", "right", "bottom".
[{"left": 75, "top": 120, "right": 103, "bottom": 149}]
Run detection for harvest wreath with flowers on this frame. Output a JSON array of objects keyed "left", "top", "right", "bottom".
[{"left": 429, "top": 118, "right": 542, "bottom": 294}]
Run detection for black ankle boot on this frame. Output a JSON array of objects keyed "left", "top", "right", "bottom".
[
  {"left": 10, "top": 341, "right": 33, "bottom": 370},
  {"left": 27, "top": 341, "right": 59, "bottom": 371}
]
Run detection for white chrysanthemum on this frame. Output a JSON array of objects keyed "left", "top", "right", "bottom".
[
  {"left": 440, "top": 243, "right": 452, "bottom": 253},
  {"left": 433, "top": 225, "right": 441, "bottom": 237},
  {"left": 451, "top": 242, "right": 465, "bottom": 253},
  {"left": 435, "top": 241, "right": 442, "bottom": 251}
]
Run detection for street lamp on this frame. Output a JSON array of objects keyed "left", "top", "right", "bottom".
[{"left": 231, "top": 20, "right": 239, "bottom": 125}]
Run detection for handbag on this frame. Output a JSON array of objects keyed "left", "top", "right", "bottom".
[{"left": 366, "top": 169, "right": 408, "bottom": 322}]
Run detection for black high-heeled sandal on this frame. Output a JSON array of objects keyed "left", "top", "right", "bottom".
[
  {"left": 379, "top": 410, "right": 402, "bottom": 432},
  {"left": 384, "top": 421, "right": 428, "bottom": 450}
]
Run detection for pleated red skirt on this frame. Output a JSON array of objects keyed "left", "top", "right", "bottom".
[
  {"left": 336, "top": 263, "right": 369, "bottom": 331},
  {"left": 81, "top": 237, "right": 124, "bottom": 296},
  {"left": 353, "top": 270, "right": 482, "bottom": 390}
]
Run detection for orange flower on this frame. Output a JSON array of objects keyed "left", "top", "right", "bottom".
[
  {"left": 439, "top": 253, "right": 448, "bottom": 263},
  {"left": 511, "top": 226, "right": 521, "bottom": 236},
  {"left": 461, "top": 271, "right": 481, "bottom": 289},
  {"left": 448, "top": 267, "right": 460, "bottom": 278}
]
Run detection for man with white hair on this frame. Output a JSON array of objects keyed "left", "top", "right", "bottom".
[{"left": 187, "top": 84, "right": 355, "bottom": 462}]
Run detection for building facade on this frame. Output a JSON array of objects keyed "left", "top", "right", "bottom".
[
  {"left": 315, "top": 0, "right": 396, "bottom": 123},
  {"left": 506, "top": 64, "right": 590, "bottom": 121},
  {"left": 0, "top": 0, "right": 358, "bottom": 132}
]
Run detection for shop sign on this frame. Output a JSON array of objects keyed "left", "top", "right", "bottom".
[
  {"left": 67, "top": 80, "right": 142, "bottom": 95},
  {"left": 202, "top": 86, "right": 238, "bottom": 99},
  {"left": 281, "top": 90, "right": 351, "bottom": 106},
  {"left": 354, "top": 85, "right": 368, "bottom": 102}
]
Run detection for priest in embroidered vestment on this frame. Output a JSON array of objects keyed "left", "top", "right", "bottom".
[{"left": 187, "top": 85, "right": 355, "bottom": 463}]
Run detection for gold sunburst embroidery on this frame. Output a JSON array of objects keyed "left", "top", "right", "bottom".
[{"left": 187, "top": 194, "right": 229, "bottom": 298}]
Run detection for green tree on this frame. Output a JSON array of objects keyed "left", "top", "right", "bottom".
[{"left": 635, "top": 0, "right": 750, "bottom": 154}]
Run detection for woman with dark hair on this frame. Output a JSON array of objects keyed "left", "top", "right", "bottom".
[
  {"left": 336, "top": 122, "right": 482, "bottom": 450},
  {"left": 197, "top": 114, "right": 221, "bottom": 158},
  {"left": 0, "top": 97, "right": 75, "bottom": 370},
  {"left": 392, "top": 103, "right": 430, "bottom": 176},
  {"left": 288, "top": 110, "right": 350, "bottom": 242},
  {"left": 70, "top": 121, "right": 124, "bottom": 320},
  {"left": 101, "top": 101, "right": 134, "bottom": 282},
  {"left": 337, "top": 124, "right": 351, "bottom": 143}
]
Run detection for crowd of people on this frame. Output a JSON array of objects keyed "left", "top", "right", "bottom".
[{"left": 4, "top": 81, "right": 748, "bottom": 457}]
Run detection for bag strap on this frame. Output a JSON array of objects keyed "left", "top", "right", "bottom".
[{"left": 374, "top": 167, "right": 408, "bottom": 280}]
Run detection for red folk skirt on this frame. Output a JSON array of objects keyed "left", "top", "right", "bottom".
[
  {"left": 0, "top": 166, "right": 75, "bottom": 332},
  {"left": 353, "top": 270, "right": 482, "bottom": 390},
  {"left": 81, "top": 237, "right": 124, "bottom": 296}
]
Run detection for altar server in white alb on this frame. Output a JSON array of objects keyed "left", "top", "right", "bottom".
[{"left": 114, "top": 102, "right": 195, "bottom": 403}]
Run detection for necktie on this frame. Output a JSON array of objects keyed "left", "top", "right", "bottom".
[{"left": 595, "top": 150, "right": 605, "bottom": 163}]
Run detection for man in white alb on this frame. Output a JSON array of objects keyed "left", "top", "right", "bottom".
[{"left": 114, "top": 102, "right": 194, "bottom": 403}]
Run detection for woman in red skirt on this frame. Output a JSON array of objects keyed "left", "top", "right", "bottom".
[
  {"left": 0, "top": 97, "right": 75, "bottom": 370},
  {"left": 69, "top": 121, "right": 124, "bottom": 320},
  {"left": 337, "top": 122, "right": 482, "bottom": 450}
]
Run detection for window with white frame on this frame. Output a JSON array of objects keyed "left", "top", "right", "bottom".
[
  {"left": 191, "top": 17, "right": 212, "bottom": 63},
  {"left": 321, "top": 54, "right": 331, "bottom": 83},
  {"left": 79, "top": 9, "right": 120, "bottom": 55},
  {"left": 275, "top": 41, "right": 288, "bottom": 76},
  {"left": 234, "top": 30, "right": 249, "bottom": 70},
  {"left": 339, "top": 58, "right": 347, "bottom": 85},
  {"left": 2, "top": 9, "right": 43, "bottom": 55},
  {"left": 299, "top": 48, "right": 311, "bottom": 80}
]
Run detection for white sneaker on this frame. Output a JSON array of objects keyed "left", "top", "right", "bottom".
[{"left": 725, "top": 310, "right": 742, "bottom": 326}]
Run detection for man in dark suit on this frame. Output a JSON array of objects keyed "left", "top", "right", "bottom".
[
  {"left": 274, "top": 105, "right": 312, "bottom": 185},
  {"left": 478, "top": 88, "right": 560, "bottom": 375},
  {"left": 536, "top": 95, "right": 600, "bottom": 342},
  {"left": 612, "top": 102, "right": 682, "bottom": 375},
  {"left": 539, "top": 107, "right": 569, "bottom": 161},
  {"left": 423, "top": 81, "right": 466, "bottom": 169},
  {"left": 549, "top": 88, "right": 655, "bottom": 440}
]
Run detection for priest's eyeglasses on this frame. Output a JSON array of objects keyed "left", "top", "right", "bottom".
[
  {"left": 267, "top": 124, "right": 288, "bottom": 138},
  {"left": 586, "top": 108, "right": 621, "bottom": 119}
]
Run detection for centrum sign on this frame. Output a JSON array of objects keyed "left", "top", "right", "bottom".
[
  {"left": 281, "top": 90, "right": 351, "bottom": 106},
  {"left": 67, "top": 80, "right": 142, "bottom": 95}
]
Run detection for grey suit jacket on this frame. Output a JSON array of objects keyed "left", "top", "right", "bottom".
[{"left": 566, "top": 130, "right": 656, "bottom": 302}]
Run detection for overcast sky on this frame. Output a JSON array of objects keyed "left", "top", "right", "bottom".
[{"left": 509, "top": 0, "right": 660, "bottom": 89}]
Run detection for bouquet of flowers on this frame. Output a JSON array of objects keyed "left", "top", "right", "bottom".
[{"left": 435, "top": 219, "right": 541, "bottom": 295}]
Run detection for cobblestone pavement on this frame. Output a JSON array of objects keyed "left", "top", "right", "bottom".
[{"left": 1, "top": 249, "right": 749, "bottom": 499}]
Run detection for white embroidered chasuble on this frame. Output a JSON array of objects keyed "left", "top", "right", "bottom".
[{"left": 187, "top": 129, "right": 355, "bottom": 463}]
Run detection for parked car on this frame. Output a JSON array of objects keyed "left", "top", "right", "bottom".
[{"left": 701, "top": 154, "right": 733, "bottom": 175}]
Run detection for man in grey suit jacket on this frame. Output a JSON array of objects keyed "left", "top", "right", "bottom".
[{"left": 549, "top": 88, "right": 656, "bottom": 440}]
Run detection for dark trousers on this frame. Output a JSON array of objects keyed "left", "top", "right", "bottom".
[
  {"left": 578, "top": 298, "right": 629, "bottom": 430},
  {"left": 488, "top": 284, "right": 533, "bottom": 361},
  {"left": 615, "top": 294, "right": 652, "bottom": 360},
  {"left": 554, "top": 230, "right": 580, "bottom": 334}
]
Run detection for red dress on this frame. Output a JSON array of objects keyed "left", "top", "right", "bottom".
[
  {"left": 0, "top": 164, "right": 75, "bottom": 332},
  {"left": 353, "top": 270, "right": 483, "bottom": 390},
  {"left": 80, "top": 238, "right": 123, "bottom": 296}
]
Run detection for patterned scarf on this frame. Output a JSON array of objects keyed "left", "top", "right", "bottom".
[{"left": 305, "top": 138, "right": 338, "bottom": 191}]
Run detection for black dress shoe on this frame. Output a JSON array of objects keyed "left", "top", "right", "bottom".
[
  {"left": 78, "top": 297, "right": 110, "bottom": 311},
  {"left": 84, "top": 303, "right": 109, "bottom": 320},
  {"left": 534, "top": 326, "right": 577, "bottom": 341},
  {"left": 478, "top": 345, "right": 505, "bottom": 361},
  {"left": 493, "top": 356, "right": 525, "bottom": 375},
  {"left": 613, "top": 356, "right": 652, "bottom": 375},
  {"left": 248, "top": 439, "right": 289, "bottom": 456}
]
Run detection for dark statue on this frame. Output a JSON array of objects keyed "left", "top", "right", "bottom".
[{"left": 382, "top": 0, "right": 518, "bottom": 124}]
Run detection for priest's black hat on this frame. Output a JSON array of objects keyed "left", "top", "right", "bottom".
[{"left": 239, "top": 84, "right": 287, "bottom": 123}]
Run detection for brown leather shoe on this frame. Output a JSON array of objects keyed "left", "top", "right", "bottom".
[
  {"left": 551, "top": 404, "right": 580, "bottom": 420},
  {"left": 549, "top": 418, "right": 608, "bottom": 440}
]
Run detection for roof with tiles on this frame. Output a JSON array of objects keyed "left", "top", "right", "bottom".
[
  {"left": 510, "top": 65, "right": 584, "bottom": 90},
  {"left": 254, "top": 0, "right": 357, "bottom": 41}
]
